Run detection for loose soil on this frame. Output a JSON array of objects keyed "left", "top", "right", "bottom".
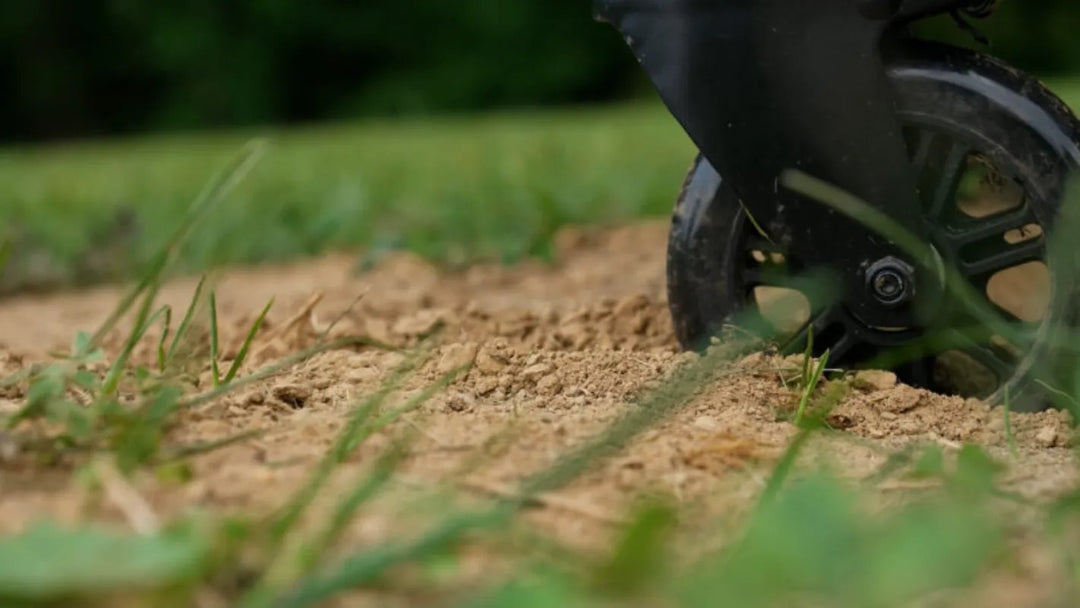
[{"left": 0, "top": 221, "right": 1076, "bottom": 605}]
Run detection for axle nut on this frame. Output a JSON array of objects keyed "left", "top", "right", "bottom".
[{"left": 866, "top": 256, "right": 916, "bottom": 307}]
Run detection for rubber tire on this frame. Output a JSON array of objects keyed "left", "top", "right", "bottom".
[{"left": 666, "top": 41, "right": 1080, "bottom": 407}]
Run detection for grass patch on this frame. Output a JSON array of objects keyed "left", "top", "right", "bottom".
[{"left": 0, "top": 102, "right": 695, "bottom": 293}]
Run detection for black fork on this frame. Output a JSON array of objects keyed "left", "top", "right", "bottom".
[{"left": 594, "top": 0, "right": 995, "bottom": 332}]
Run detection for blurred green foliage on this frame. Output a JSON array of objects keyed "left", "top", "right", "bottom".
[
  {"left": 0, "top": 1, "right": 636, "bottom": 142},
  {"left": 921, "top": 2, "right": 1080, "bottom": 75},
  {"left": 1, "top": 1, "right": 1077, "bottom": 142},
  {"left": 0, "top": 103, "right": 696, "bottom": 292}
]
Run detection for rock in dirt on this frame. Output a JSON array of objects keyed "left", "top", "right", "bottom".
[
  {"left": 1036, "top": 425, "right": 1059, "bottom": 448},
  {"left": 392, "top": 309, "right": 446, "bottom": 337},
  {"left": 537, "top": 374, "right": 563, "bottom": 396},
  {"left": 475, "top": 346, "right": 510, "bottom": 375},
  {"left": 474, "top": 377, "right": 499, "bottom": 396},
  {"left": 446, "top": 391, "right": 476, "bottom": 412},
  {"left": 522, "top": 362, "right": 554, "bottom": 380},
  {"left": 876, "top": 385, "right": 923, "bottom": 414},
  {"left": 438, "top": 343, "right": 478, "bottom": 375},
  {"left": 853, "top": 370, "right": 898, "bottom": 392}
]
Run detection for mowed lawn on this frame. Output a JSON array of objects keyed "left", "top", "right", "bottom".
[{"left": 0, "top": 81, "right": 1078, "bottom": 291}]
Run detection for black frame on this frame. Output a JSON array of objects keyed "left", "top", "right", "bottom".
[{"left": 595, "top": 0, "right": 982, "bottom": 328}]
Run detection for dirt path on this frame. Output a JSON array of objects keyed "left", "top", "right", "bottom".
[{"left": 0, "top": 221, "right": 1077, "bottom": 604}]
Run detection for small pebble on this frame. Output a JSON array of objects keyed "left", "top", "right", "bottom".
[
  {"left": 537, "top": 374, "right": 562, "bottom": 395},
  {"left": 437, "top": 343, "right": 478, "bottom": 374},
  {"left": 1036, "top": 425, "right": 1059, "bottom": 448},
  {"left": 474, "top": 378, "right": 499, "bottom": 396},
  {"left": 853, "top": 370, "right": 898, "bottom": 392},
  {"left": 475, "top": 349, "right": 509, "bottom": 375}
]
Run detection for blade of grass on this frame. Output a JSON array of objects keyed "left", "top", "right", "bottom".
[
  {"left": 167, "top": 276, "right": 208, "bottom": 363},
  {"left": 209, "top": 291, "right": 221, "bottom": 387},
  {"left": 293, "top": 443, "right": 409, "bottom": 576},
  {"left": 269, "top": 510, "right": 496, "bottom": 608},
  {"left": 1003, "top": 386, "right": 1019, "bottom": 460},
  {"left": 317, "top": 294, "right": 363, "bottom": 342},
  {"left": 223, "top": 298, "right": 274, "bottom": 384},
  {"left": 88, "top": 139, "right": 266, "bottom": 351},
  {"left": 155, "top": 306, "right": 172, "bottom": 372},
  {"left": 1035, "top": 379, "right": 1080, "bottom": 418},
  {"left": 98, "top": 293, "right": 168, "bottom": 400},
  {"left": 258, "top": 366, "right": 466, "bottom": 594},
  {"left": 738, "top": 201, "right": 774, "bottom": 244},
  {"left": 800, "top": 325, "right": 814, "bottom": 389},
  {"left": 0, "top": 238, "right": 12, "bottom": 275},
  {"left": 274, "top": 333, "right": 764, "bottom": 607},
  {"left": 178, "top": 336, "right": 380, "bottom": 410},
  {"left": 340, "top": 363, "right": 465, "bottom": 456},
  {"left": 780, "top": 170, "right": 1024, "bottom": 346},
  {"left": 794, "top": 349, "right": 830, "bottom": 427},
  {"left": 266, "top": 350, "right": 428, "bottom": 547},
  {"left": 518, "top": 339, "right": 750, "bottom": 500},
  {"left": 162, "top": 429, "right": 266, "bottom": 461},
  {"left": 757, "top": 429, "right": 813, "bottom": 507},
  {"left": 275, "top": 350, "right": 753, "bottom": 607},
  {"left": 861, "top": 444, "right": 920, "bottom": 487}
]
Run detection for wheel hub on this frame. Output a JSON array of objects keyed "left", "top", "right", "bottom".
[{"left": 866, "top": 257, "right": 915, "bottom": 307}]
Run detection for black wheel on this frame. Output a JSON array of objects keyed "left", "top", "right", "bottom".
[{"left": 666, "top": 42, "right": 1080, "bottom": 409}]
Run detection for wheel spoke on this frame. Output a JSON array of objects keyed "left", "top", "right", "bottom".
[
  {"left": 745, "top": 236, "right": 785, "bottom": 254},
  {"left": 947, "top": 300, "right": 1037, "bottom": 353},
  {"left": 897, "top": 357, "right": 935, "bottom": 388},
  {"left": 938, "top": 328, "right": 1014, "bottom": 381},
  {"left": 827, "top": 332, "right": 860, "bottom": 362},
  {"left": 960, "top": 237, "right": 1045, "bottom": 278},
  {"left": 781, "top": 308, "right": 850, "bottom": 356},
  {"left": 741, "top": 267, "right": 764, "bottom": 286},
  {"left": 732, "top": 303, "right": 787, "bottom": 341},
  {"left": 942, "top": 205, "right": 1038, "bottom": 247},
  {"left": 908, "top": 129, "right": 937, "bottom": 174},
  {"left": 743, "top": 266, "right": 789, "bottom": 288},
  {"left": 923, "top": 140, "right": 970, "bottom": 220},
  {"left": 744, "top": 267, "right": 813, "bottom": 290},
  {"left": 782, "top": 316, "right": 825, "bottom": 356},
  {"left": 723, "top": 124, "right": 1050, "bottom": 399},
  {"left": 987, "top": 300, "right": 1026, "bottom": 326}
]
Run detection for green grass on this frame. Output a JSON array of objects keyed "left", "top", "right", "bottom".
[{"left": 0, "top": 102, "right": 695, "bottom": 292}]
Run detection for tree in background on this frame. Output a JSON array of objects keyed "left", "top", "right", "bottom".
[
  {"left": 920, "top": 2, "right": 1080, "bottom": 75},
  {"left": 0, "top": 1, "right": 1076, "bottom": 142}
]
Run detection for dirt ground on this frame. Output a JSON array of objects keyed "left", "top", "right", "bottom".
[{"left": 0, "top": 220, "right": 1077, "bottom": 605}]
